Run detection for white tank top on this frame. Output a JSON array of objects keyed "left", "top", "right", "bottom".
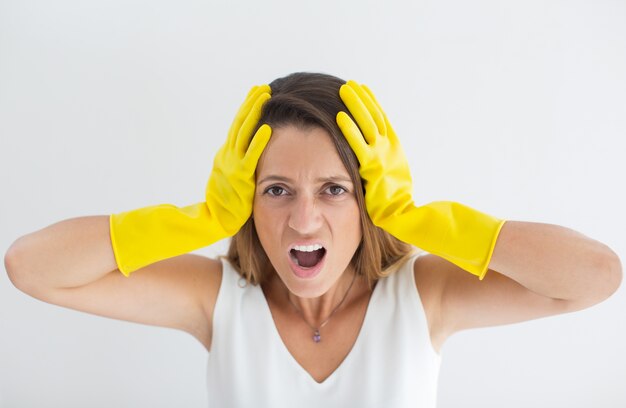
[{"left": 207, "top": 251, "right": 441, "bottom": 407}]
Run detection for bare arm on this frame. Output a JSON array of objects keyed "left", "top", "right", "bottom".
[
  {"left": 6, "top": 216, "right": 118, "bottom": 289},
  {"left": 418, "top": 221, "right": 622, "bottom": 350},
  {"left": 4, "top": 216, "right": 220, "bottom": 351},
  {"left": 487, "top": 221, "right": 622, "bottom": 305}
]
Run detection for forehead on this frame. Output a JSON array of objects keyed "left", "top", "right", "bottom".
[{"left": 256, "top": 125, "right": 350, "bottom": 180}]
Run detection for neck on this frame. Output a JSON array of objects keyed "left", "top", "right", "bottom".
[{"left": 284, "top": 269, "right": 359, "bottom": 327}]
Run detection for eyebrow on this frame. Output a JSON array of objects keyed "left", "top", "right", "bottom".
[{"left": 257, "top": 175, "right": 353, "bottom": 185}]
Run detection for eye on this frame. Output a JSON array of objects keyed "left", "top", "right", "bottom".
[
  {"left": 264, "top": 185, "right": 288, "bottom": 196},
  {"left": 325, "top": 185, "right": 348, "bottom": 196}
]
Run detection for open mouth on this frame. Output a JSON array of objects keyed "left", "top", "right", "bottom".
[{"left": 289, "top": 244, "right": 327, "bottom": 268}]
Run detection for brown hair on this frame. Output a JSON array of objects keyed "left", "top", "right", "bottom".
[{"left": 224, "top": 72, "right": 415, "bottom": 289}]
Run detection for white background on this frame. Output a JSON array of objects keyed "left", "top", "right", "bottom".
[{"left": 1, "top": 0, "right": 625, "bottom": 407}]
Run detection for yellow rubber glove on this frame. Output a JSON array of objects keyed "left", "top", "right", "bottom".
[
  {"left": 336, "top": 80, "right": 506, "bottom": 279},
  {"left": 110, "top": 85, "right": 272, "bottom": 276}
]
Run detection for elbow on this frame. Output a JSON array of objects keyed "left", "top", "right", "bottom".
[
  {"left": 562, "top": 247, "right": 622, "bottom": 313},
  {"left": 603, "top": 246, "right": 623, "bottom": 299},
  {"left": 4, "top": 236, "right": 34, "bottom": 293},
  {"left": 5, "top": 239, "right": 21, "bottom": 288},
  {"left": 584, "top": 245, "right": 622, "bottom": 306}
]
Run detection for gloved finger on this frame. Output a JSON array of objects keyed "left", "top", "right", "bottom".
[
  {"left": 361, "top": 84, "right": 384, "bottom": 114},
  {"left": 236, "top": 91, "right": 271, "bottom": 156},
  {"left": 340, "top": 83, "right": 378, "bottom": 146},
  {"left": 347, "top": 81, "right": 387, "bottom": 138},
  {"left": 361, "top": 84, "right": 401, "bottom": 146},
  {"left": 243, "top": 124, "right": 272, "bottom": 174},
  {"left": 227, "top": 85, "right": 271, "bottom": 149},
  {"left": 336, "top": 111, "right": 370, "bottom": 161}
]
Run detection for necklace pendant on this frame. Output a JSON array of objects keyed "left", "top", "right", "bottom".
[{"left": 313, "top": 330, "right": 321, "bottom": 343}]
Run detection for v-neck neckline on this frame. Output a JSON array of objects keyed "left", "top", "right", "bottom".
[{"left": 258, "top": 277, "right": 382, "bottom": 386}]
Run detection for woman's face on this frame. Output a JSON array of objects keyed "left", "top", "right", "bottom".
[{"left": 253, "top": 125, "right": 362, "bottom": 298}]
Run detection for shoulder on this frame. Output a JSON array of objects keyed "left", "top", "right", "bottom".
[
  {"left": 412, "top": 253, "right": 445, "bottom": 310},
  {"left": 163, "top": 254, "right": 224, "bottom": 351},
  {"left": 412, "top": 253, "right": 454, "bottom": 353},
  {"left": 198, "top": 255, "right": 224, "bottom": 308}
]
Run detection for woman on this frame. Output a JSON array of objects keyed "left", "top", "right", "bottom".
[{"left": 5, "top": 72, "right": 622, "bottom": 407}]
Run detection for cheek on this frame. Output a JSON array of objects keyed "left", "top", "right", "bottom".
[
  {"left": 330, "top": 201, "right": 363, "bottom": 242},
  {"left": 349, "top": 203, "right": 364, "bottom": 243},
  {"left": 252, "top": 201, "right": 283, "bottom": 248}
]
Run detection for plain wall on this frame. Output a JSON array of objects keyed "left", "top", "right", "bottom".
[{"left": 1, "top": 0, "right": 625, "bottom": 406}]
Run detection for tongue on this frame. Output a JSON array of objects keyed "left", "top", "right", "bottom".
[{"left": 293, "top": 248, "right": 324, "bottom": 268}]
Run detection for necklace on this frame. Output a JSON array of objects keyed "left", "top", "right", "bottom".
[{"left": 286, "top": 272, "right": 358, "bottom": 343}]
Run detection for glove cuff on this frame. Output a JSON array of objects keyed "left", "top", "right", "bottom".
[
  {"left": 109, "top": 202, "right": 229, "bottom": 276},
  {"left": 390, "top": 201, "right": 506, "bottom": 279}
]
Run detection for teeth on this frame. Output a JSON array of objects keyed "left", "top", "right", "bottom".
[{"left": 292, "top": 244, "right": 323, "bottom": 252}]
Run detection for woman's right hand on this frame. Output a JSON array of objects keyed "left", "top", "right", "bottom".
[
  {"left": 205, "top": 85, "right": 272, "bottom": 235},
  {"left": 108, "top": 85, "right": 271, "bottom": 276}
]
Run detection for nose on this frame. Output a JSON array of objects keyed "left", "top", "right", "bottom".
[{"left": 287, "top": 194, "right": 323, "bottom": 235}]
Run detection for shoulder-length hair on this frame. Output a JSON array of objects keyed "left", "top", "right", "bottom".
[{"left": 224, "top": 72, "right": 415, "bottom": 289}]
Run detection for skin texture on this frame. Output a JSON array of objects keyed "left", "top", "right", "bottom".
[{"left": 253, "top": 125, "right": 363, "bottom": 324}]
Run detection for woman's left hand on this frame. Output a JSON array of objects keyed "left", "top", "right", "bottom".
[
  {"left": 336, "top": 80, "right": 415, "bottom": 232},
  {"left": 337, "top": 80, "right": 506, "bottom": 279}
]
